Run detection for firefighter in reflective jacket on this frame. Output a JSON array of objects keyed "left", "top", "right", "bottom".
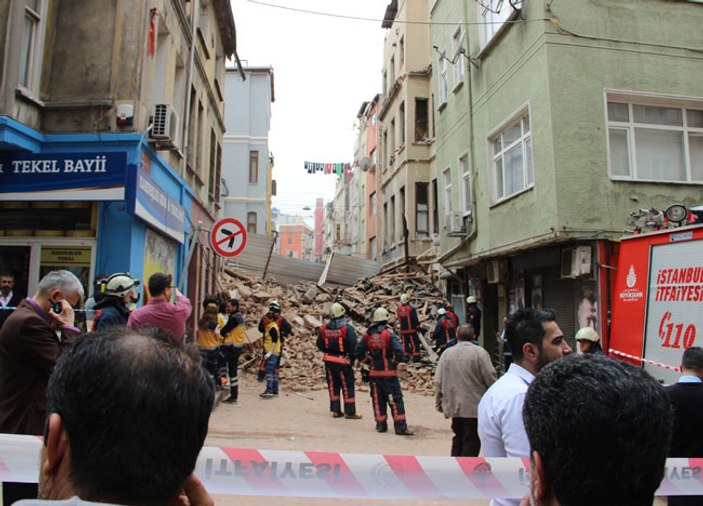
[
  {"left": 433, "top": 308, "right": 457, "bottom": 352},
  {"left": 257, "top": 300, "right": 292, "bottom": 382},
  {"left": 316, "top": 302, "right": 362, "bottom": 419},
  {"left": 260, "top": 310, "right": 281, "bottom": 398},
  {"left": 396, "top": 293, "right": 422, "bottom": 363},
  {"left": 355, "top": 307, "right": 414, "bottom": 436}
]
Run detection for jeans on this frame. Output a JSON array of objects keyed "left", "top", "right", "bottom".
[{"left": 264, "top": 354, "right": 279, "bottom": 394}]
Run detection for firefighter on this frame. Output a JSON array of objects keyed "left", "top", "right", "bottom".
[
  {"left": 466, "top": 295, "right": 482, "bottom": 339},
  {"left": 355, "top": 307, "right": 414, "bottom": 436},
  {"left": 445, "top": 303, "right": 460, "bottom": 328},
  {"left": 257, "top": 300, "right": 292, "bottom": 382},
  {"left": 575, "top": 327, "right": 603, "bottom": 355},
  {"left": 92, "top": 273, "right": 140, "bottom": 331},
  {"left": 316, "top": 302, "right": 362, "bottom": 419},
  {"left": 433, "top": 308, "right": 457, "bottom": 353},
  {"left": 396, "top": 293, "right": 422, "bottom": 363}
]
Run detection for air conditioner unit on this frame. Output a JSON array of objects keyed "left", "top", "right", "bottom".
[
  {"left": 149, "top": 104, "right": 180, "bottom": 149},
  {"left": 487, "top": 260, "right": 501, "bottom": 284},
  {"left": 445, "top": 211, "right": 466, "bottom": 235},
  {"left": 561, "top": 246, "right": 592, "bottom": 279}
]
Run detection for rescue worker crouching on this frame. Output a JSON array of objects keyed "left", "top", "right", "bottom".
[
  {"left": 355, "top": 307, "right": 414, "bottom": 436},
  {"left": 316, "top": 302, "right": 362, "bottom": 419},
  {"left": 575, "top": 327, "right": 603, "bottom": 355},
  {"left": 396, "top": 293, "right": 422, "bottom": 363}
]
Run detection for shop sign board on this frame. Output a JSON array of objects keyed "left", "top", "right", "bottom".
[
  {"left": 0, "top": 152, "right": 128, "bottom": 200},
  {"left": 129, "top": 167, "right": 186, "bottom": 244}
]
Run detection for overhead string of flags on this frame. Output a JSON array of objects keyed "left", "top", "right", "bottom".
[{"left": 304, "top": 161, "right": 356, "bottom": 177}]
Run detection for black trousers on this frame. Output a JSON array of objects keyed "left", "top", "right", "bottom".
[
  {"left": 369, "top": 377, "right": 407, "bottom": 431},
  {"left": 3, "top": 482, "right": 38, "bottom": 504},
  {"left": 451, "top": 417, "right": 481, "bottom": 457},
  {"left": 220, "top": 346, "right": 242, "bottom": 399},
  {"left": 324, "top": 361, "right": 357, "bottom": 415}
]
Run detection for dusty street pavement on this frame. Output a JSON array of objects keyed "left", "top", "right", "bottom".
[{"left": 205, "top": 371, "right": 486, "bottom": 506}]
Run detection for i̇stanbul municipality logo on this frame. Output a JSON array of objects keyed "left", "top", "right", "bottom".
[
  {"left": 626, "top": 265, "right": 637, "bottom": 288},
  {"left": 620, "top": 264, "right": 643, "bottom": 301}
]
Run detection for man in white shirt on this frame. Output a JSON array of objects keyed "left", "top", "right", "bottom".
[{"left": 477, "top": 308, "right": 572, "bottom": 506}]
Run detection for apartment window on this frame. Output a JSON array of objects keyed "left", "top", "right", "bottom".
[
  {"left": 383, "top": 130, "right": 388, "bottom": 169},
  {"left": 460, "top": 153, "right": 472, "bottom": 214},
  {"left": 249, "top": 151, "right": 259, "bottom": 184},
  {"left": 369, "top": 236, "right": 377, "bottom": 261},
  {"left": 415, "top": 98, "right": 429, "bottom": 141},
  {"left": 390, "top": 119, "right": 396, "bottom": 155},
  {"left": 399, "top": 102, "right": 406, "bottom": 146},
  {"left": 443, "top": 168, "right": 453, "bottom": 213},
  {"left": 214, "top": 143, "right": 222, "bottom": 201},
  {"left": 208, "top": 129, "right": 217, "bottom": 197},
  {"left": 489, "top": 109, "right": 534, "bottom": 201},
  {"left": 479, "top": 0, "right": 514, "bottom": 48},
  {"left": 390, "top": 195, "right": 396, "bottom": 243},
  {"left": 19, "top": 0, "right": 44, "bottom": 93},
  {"left": 371, "top": 148, "right": 377, "bottom": 169},
  {"left": 399, "top": 36, "right": 405, "bottom": 67},
  {"left": 247, "top": 212, "right": 257, "bottom": 234},
  {"left": 390, "top": 56, "right": 395, "bottom": 85},
  {"left": 416, "top": 182, "right": 429, "bottom": 237},
  {"left": 370, "top": 192, "right": 377, "bottom": 216},
  {"left": 452, "top": 28, "right": 465, "bottom": 86},
  {"left": 383, "top": 202, "right": 388, "bottom": 248},
  {"left": 382, "top": 71, "right": 387, "bottom": 97},
  {"left": 399, "top": 186, "right": 406, "bottom": 231},
  {"left": 607, "top": 96, "right": 703, "bottom": 182},
  {"left": 432, "top": 179, "right": 439, "bottom": 233},
  {"left": 438, "top": 57, "right": 448, "bottom": 107}
]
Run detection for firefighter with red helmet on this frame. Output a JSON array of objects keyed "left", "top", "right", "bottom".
[
  {"left": 355, "top": 307, "right": 414, "bottom": 436},
  {"left": 396, "top": 293, "right": 422, "bottom": 363},
  {"left": 316, "top": 302, "right": 362, "bottom": 419}
]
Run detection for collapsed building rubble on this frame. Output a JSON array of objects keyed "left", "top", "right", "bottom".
[{"left": 217, "top": 265, "right": 450, "bottom": 396}]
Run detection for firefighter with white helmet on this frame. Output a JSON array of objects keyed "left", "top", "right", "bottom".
[
  {"left": 92, "top": 272, "right": 140, "bottom": 331},
  {"left": 466, "top": 295, "right": 482, "bottom": 339},
  {"left": 257, "top": 299, "right": 293, "bottom": 383},
  {"left": 355, "top": 306, "right": 414, "bottom": 435},
  {"left": 575, "top": 327, "right": 603, "bottom": 355},
  {"left": 396, "top": 293, "right": 422, "bottom": 362},
  {"left": 434, "top": 307, "right": 457, "bottom": 353},
  {"left": 316, "top": 302, "right": 362, "bottom": 419}
]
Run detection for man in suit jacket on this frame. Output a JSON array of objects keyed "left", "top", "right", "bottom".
[
  {"left": 0, "top": 270, "right": 83, "bottom": 504},
  {"left": 0, "top": 273, "right": 23, "bottom": 329},
  {"left": 666, "top": 346, "right": 703, "bottom": 506}
]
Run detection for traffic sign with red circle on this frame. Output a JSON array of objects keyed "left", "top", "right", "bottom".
[{"left": 209, "top": 218, "right": 247, "bottom": 257}]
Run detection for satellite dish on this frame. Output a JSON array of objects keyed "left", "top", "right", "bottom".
[{"left": 359, "top": 157, "right": 372, "bottom": 172}]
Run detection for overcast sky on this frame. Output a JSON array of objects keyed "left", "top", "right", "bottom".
[{"left": 231, "top": 0, "right": 387, "bottom": 215}]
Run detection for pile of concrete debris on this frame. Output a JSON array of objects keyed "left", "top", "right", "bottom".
[{"left": 218, "top": 265, "right": 450, "bottom": 396}]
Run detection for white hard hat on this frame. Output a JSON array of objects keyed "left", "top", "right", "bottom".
[
  {"left": 437, "top": 308, "right": 446, "bottom": 316},
  {"left": 575, "top": 327, "right": 600, "bottom": 343},
  {"left": 269, "top": 300, "right": 281, "bottom": 312},
  {"left": 372, "top": 307, "right": 390, "bottom": 323},
  {"left": 330, "top": 302, "right": 346, "bottom": 319},
  {"left": 103, "top": 272, "right": 140, "bottom": 298},
  {"left": 400, "top": 293, "right": 410, "bottom": 305},
  {"left": 466, "top": 295, "right": 477, "bottom": 304}
]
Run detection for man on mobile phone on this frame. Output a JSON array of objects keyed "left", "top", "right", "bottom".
[{"left": 0, "top": 270, "right": 84, "bottom": 504}]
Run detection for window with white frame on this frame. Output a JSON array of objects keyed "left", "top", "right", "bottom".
[
  {"left": 452, "top": 28, "right": 465, "bottom": 86},
  {"left": 489, "top": 109, "right": 534, "bottom": 202},
  {"left": 19, "top": 0, "right": 45, "bottom": 94},
  {"left": 443, "top": 168, "right": 453, "bottom": 213},
  {"left": 479, "top": 0, "right": 515, "bottom": 48},
  {"left": 438, "top": 57, "right": 448, "bottom": 106},
  {"left": 460, "top": 153, "right": 472, "bottom": 214},
  {"left": 416, "top": 182, "right": 429, "bottom": 237},
  {"left": 606, "top": 96, "right": 703, "bottom": 183}
]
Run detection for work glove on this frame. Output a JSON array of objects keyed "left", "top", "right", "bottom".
[
  {"left": 360, "top": 364, "right": 370, "bottom": 383},
  {"left": 264, "top": 352, "right": 273, "bottom": 360}
]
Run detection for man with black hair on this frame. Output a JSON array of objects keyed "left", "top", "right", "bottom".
[
  {"left": 521, "top": 354, "right": 672, "bottom": 506},
  {"left": 478, "top": 308, "right": 572, "bottom": 506},
  {"left": 18, "top": 326, "right": 215, "bottom": 505},
  {"left": 0, "top": 272, "right": 23, "bottom": 328},
  {"left": 127, "top": 272, "right": 192, "bottom": 345},
  {"left": 665, "top": 346, "right": 703, "bottom": 506},
  {"left": 219, "top": 298, "right": 246, "bottom": 404}
]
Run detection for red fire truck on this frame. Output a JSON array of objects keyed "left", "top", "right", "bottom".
[{"left": 609, "top": 223, "right": 703, "bottom": 384}]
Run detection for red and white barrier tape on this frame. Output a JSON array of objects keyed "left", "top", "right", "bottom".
[
  {"left": 609, "top": 349, "right": 681, "bottom": 372},
  {"left": 0, "top": 434, "right": 700, "bottom": 498}
]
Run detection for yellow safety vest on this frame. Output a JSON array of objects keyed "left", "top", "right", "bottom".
[{"left": 263, "top": 319, "right": 281, "bottom": 355}]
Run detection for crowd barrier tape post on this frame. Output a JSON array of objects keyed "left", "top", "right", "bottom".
[{"left": 0, "top": 434, "right": 700, "bottom": 499}]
